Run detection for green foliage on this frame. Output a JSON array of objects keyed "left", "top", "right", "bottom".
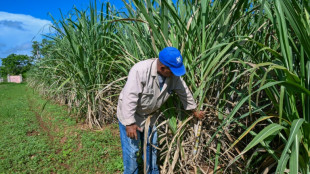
[
  {"left": 28, "top": 2, "right": 128, "bottom": 126},
  {"left": 0, "top": 83, "right": 123, "bottom": 173},
  {"left": 0, "top": 83, "right": 52, "bottom": 173},
  {"left": 233, "top": 0, "right": 310, "bottom": 172},
  {"left": 0, "top": 54, "right": 32, "bottom": 76},
  {"left": 118, "top": 0, "right": 310, "bottom": 172},
  {"left": 31, "top": 39, "right": 54, "bottom": 60},
  {"left": 26, "top": 0, "right": 310, "bottom": 173}
]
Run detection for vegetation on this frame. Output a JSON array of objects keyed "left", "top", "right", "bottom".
[
  {"left": 26, "top": 0, "right": 310, "bottom": 173},
  {"left": 0, "top": 83, "right": 122, "bottom": 173},
  {"left": 0, "top": 54, "right": 32, "bottom": 78}
]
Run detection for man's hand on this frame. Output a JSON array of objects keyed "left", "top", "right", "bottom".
[
  {"left": 126, "top": 123, "right": 142, "bottom": 140},
  {"left": 193, "top": 110, "right": 205, "bottom": 120}
]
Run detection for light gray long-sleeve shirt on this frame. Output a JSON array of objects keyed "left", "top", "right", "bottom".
[{"left": 117, "top": 58, "right": 197, "bottom": 129}]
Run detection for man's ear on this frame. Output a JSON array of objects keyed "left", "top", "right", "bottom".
[{"left": 160, "top": 66, "right": 166, "bottom": 71}]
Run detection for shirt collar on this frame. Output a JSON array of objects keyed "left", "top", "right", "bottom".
[{"left": 151, "top": 58, "right": 158, "bottom": 77}]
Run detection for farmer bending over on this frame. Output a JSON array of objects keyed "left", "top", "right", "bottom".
[{"left": 117, "top": 47, "right": 204, "bottom": 174}]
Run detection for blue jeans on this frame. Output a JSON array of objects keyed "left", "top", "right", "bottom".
[{"left": 119, "top": 121, "right": 159, "bottom": 174}]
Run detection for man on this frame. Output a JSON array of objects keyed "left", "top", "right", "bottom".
[{"left": 117, "top": 47, "right": 204, "bottom": 174}]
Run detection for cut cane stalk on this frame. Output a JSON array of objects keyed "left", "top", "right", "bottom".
[{"left": 144, "top": 116, "right": 151, "bottom": 174}]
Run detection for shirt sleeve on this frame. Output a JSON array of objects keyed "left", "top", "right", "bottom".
[
  {"left": 121, "top": 66, "right": 144, "bottom": 125},
  {"left": 174, "top": 77, "right": 197, "bottom": 110}
]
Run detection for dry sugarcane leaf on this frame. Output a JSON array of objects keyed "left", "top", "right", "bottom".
[{"left": 168, "top": 145, "right": 179, "bottom": 174}]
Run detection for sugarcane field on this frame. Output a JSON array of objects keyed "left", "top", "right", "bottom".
[{"left": 1, "top": 0, "right": 310, "bottom": 173}]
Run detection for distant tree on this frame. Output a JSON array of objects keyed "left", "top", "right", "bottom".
[
  {"left": 31, "top": 39, "right": 54, "bottom": 61},
  {"left": 32, "top": 41, "right": 41, "bottom": 60},
  {"left": 0, "top": 54, "right": 32, "bottom": 76},
  {"left": 40, "top": 39, "right": 54, "bottom": 57},
  {"left": 0, "top": 66, "right": 6, "bottom": 78}
]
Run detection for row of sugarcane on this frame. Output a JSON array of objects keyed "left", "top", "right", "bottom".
[{"left": 28, "top": 0, "right": 310, "bottom": 173}]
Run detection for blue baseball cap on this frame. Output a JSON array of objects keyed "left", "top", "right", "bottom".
[{"left": 159, "top": 47, "right": 186, "bottom": 76}]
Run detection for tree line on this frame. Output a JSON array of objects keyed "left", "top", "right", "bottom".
[{"left": 0, "top": 40, "right": 50, "bottom": 79}]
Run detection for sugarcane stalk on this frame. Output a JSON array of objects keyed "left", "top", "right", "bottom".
[
  {"left": 192, "top": 120, "right": 202, "bottom": 157},
  {"left": 143, "top": 116, "right": 151, "bottom": 174}
]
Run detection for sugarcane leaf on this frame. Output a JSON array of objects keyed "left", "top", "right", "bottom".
[
  {"left": 279, "top": 85, "right": 285, "bottom": 125},
  {"left": 282, "top": 81, "right": 310, "bottom": 96},
  {"left": 271, "top": 65, "right": 301, "bottom": 83},
  {"left": 229, "top": 116, "right": 276, "bottom": 151},
  {"left": 289, "top": 131, "right": 300, "bottom": 174},
  {"left": 227, "top": 123, "right": 284, "bottom": 170},
  {"left": 242, "top": 123, "right": 284, "bottom": 154},
  {"left": 276, "top": 119, "right": 305, "bottom": 173},
  {"left": 302, "top": 122, "right": 310, "bottom": 157},
  {"left": 57, "top": 76, "right": 72, "bottom": 91},
  {"left": 278, "top": 154, "right": 290, "bottom": 174}
]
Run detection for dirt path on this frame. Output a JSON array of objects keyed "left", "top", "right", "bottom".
[{"left": 27, "top": 95, "right": 55, "bottom": 142}]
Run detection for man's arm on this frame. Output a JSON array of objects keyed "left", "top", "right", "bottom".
[
  {"left": 174, "top": 77, "right": 205, "bottom": 119},
  {"left": 174, "top": 77, "right": 197, "bottom": 110},
  {"left": 121, "top": 66, "right": 143, "bottom": 139}
]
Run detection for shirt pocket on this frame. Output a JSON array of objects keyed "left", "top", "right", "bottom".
[{"left": 140, "top": 89, "right": 154, "bottom": 107}]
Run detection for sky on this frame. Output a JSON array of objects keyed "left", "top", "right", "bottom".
[{"left": 0, "top": 0, "right": 126, "bottom": 65}]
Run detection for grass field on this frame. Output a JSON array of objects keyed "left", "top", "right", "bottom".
[{"left": 0, "top": 83, "right": 123, "bottom": 173}]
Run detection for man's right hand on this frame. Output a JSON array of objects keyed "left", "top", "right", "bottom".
[{"left": 126, "top": 124, "right": 142, "bottom": 140}]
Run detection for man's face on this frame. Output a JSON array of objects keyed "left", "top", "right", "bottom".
[{"left": 159, "top": 65, "right": 173, "bottom": 77}]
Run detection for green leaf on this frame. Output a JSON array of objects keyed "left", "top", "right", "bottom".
[
  {"left": 227, "top": 123, "right": 284, "bottom": 170},
  {"left": 242, "top": 123, "right": 284, "bottom": 154},
  {"left": 276, "top": 119, "right": 305, "bottom": 173},
  {"left": 289, "top": 131, "right": 300, "bottom": 174},
  {"left": 279, "top": 86, "right": 285, "bottom": 125},
  {"left": 278, "top": 154, "right": 290, "bottom": 174},
  {"left": 229, "top": 116, "right": 276, "bottom": 150}
]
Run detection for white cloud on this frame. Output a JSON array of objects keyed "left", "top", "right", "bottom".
[{"left": 0, "top": 11, "right": 53, "bottom": 58}]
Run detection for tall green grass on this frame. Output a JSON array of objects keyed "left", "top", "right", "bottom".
[
  {"left": 29, "top": 0, "right": 310, "bottom": 173},
  {"left": 229, "top": 0, "right": 310, "bottom": 173},
  {"left": 29, "top": 2, "right": 130, "bottom": 127}
]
